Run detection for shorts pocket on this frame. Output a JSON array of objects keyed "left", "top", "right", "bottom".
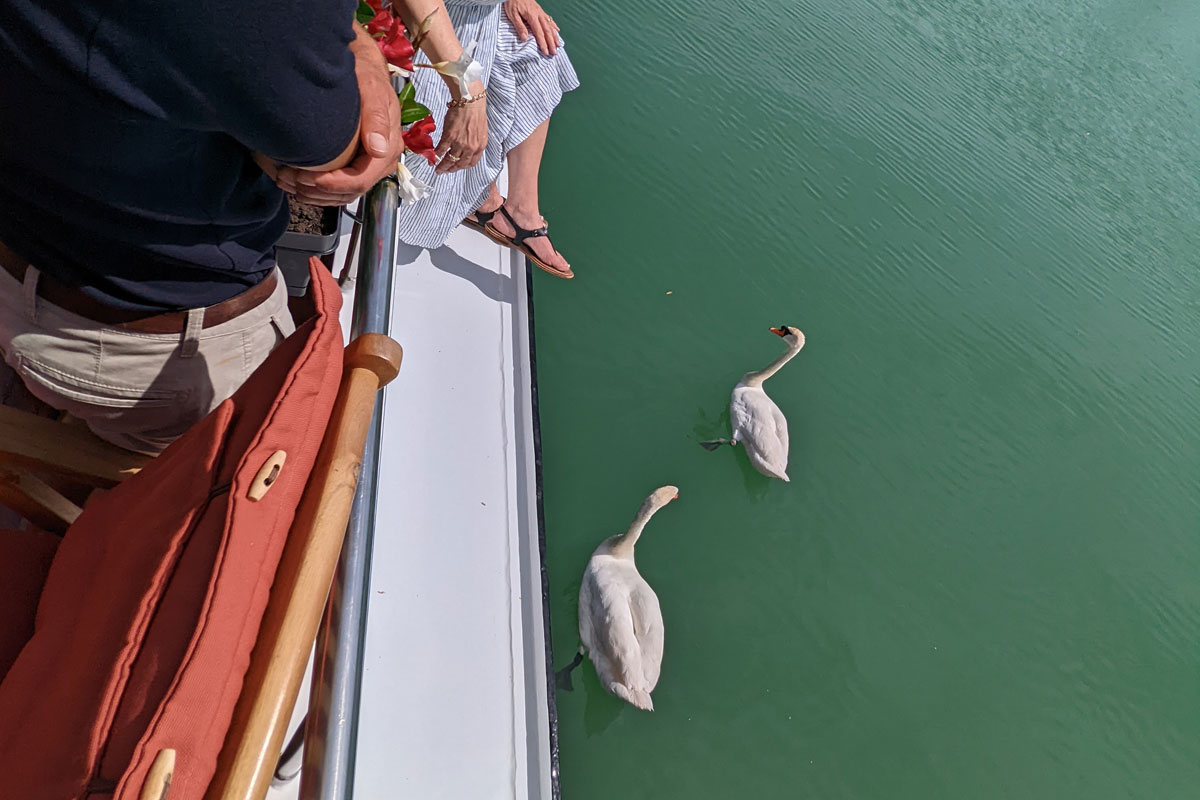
[{"left": 16, "top": 355, "right": 187, "bottom": 409}]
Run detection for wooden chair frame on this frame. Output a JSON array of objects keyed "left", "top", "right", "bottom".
[
  {"left": 0, "top": 332, "right": 401, "bottom": 800},
  {"left": 0, "top": 405, "right": 148, "bottom": 533}
]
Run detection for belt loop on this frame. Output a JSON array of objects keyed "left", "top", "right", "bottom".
[
  {"left": 180, "top": 307, "right": 204, "bottom": 358},
  {"left": 22, "top": 265, "right": 39, "bottom": 322}
]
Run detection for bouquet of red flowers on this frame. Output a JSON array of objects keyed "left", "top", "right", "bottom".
[{"left": 357, "top": 0, "right": 439, "bottom": 197}]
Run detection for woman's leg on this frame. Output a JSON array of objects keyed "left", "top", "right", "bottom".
[
  {"left": 489, "top": 118, "right": 570, "bottom": 272},
  {"left": 466, "top": 181, "right": 503, "bottom": 223}
]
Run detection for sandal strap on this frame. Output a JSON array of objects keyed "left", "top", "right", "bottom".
[
  {"left": 500, "top": 205, "right": 549, "bottom": 245},
  {"left": 472, "top": 206, "right": 499, "bottom": 225}
]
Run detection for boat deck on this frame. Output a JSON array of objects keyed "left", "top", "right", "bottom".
[{"left": 271, "top": 193, "right": 556, "bottom": 799}]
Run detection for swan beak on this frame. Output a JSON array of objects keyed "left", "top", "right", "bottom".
[
  {"left": 770, "top": 327, "right": 787, "bottom": 337},
  {"left": 673, "top": 492, "right": 680, "bottom": 500}
]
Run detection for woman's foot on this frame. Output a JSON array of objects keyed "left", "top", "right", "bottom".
[
  {"left": 466, "top": 194, "right": 503, "bottom": 226},
  {"left": 465, "top": 183, "right": 504, "bottom": 226},
  {"left": 487, "top": 203, "right": 571, "bottom": 275}
]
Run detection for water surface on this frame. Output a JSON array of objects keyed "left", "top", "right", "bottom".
[{"left": 533, "top": 1, "right": 1200, "bottom": 796}]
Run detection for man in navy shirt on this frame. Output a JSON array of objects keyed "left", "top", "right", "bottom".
[{"left": 0, "top": 0, "right": 487, "bottom": 453}]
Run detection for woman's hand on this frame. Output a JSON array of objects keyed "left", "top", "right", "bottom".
[
  {"left": 434, "top": 84, "right": 488, "bottom": 174},
  {"left": 504, "top": 0, "right": 560, "bottom": 57}
]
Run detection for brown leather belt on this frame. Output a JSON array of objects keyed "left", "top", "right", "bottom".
[{"left": 0, "top": 240, "right": 278, "bottom": 334}]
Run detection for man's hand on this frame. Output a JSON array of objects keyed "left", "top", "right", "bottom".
[
  {"left": 503, "top": 0, "right": 560, "bottom": 57},
  {"left": 272, "top": 25, "right": 403, "bottom": 206}
]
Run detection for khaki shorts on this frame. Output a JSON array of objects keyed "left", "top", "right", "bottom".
[{"left": 0, "top": 266, "right": 295, "bottom": 455}]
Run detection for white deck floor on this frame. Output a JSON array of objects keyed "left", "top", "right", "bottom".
[{"left": 270, "top": 202, "right": 554, "bottom": 799}]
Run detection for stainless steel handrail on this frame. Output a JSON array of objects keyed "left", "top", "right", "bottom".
[{"left": 299, "top": 177, "right": 399, "bottom": 800}]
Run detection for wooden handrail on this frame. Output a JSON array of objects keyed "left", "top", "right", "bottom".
[{"left": 205, "top": 333, "right": 402, "bottom": 800}]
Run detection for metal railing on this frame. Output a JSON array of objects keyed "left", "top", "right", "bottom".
[{"left": 298, "top": 177, "right": 399, "bottom": 800}]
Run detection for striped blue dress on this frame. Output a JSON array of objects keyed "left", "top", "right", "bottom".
[{"left": 396, "top": 0, "right": 580, "bottom": 248}]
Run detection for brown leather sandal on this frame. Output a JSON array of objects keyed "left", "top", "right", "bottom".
[
  {"left": 461, "top": 204, "right": 511, "bottom": 246},
  {"left": 485, "top": 206, "right": 573, "bottom": 279}
]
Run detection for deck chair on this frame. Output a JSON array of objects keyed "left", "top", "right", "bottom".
[{"left": 0, "top": 259, "right": 401, "bottom": 800}]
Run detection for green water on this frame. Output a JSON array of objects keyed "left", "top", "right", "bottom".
[{"left": 532, "top": 0, "right": 1200, "bottom": 796}]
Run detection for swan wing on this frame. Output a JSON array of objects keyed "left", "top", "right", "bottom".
[
  {"left": 768, "top": 399, "right": 789, "bottom": 457},
  {"left": 628, "top": 579, "right": 664, "bottom": 691},
  {"left": 733, "top": 388, "right": 789, "bottom": 475},
  {"left": 729, "top": 389, "right": 756, "bottom": 440},
  {"left": 578, "top": 564, "right": 601, "bottom": 656},
  {"left": 579, "top": 559, "right": 644, "bottom": 691}
]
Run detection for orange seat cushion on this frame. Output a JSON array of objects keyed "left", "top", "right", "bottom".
[
  {"left": 0, "top": 527, "right": 59, "bottom": 681},
  {"left": 0, "top": 260, "right": 345, "bottom": 799}
]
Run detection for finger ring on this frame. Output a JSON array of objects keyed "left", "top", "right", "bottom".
[{"left": 448, "top": 154, "right": 462, "bottom": 162}]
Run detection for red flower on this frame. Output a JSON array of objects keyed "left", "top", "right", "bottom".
[
  {"left": 366, "top": 0, "right": 383, "bottom": 11},
  {"left": 403, "top": 115, "right": 437, "bottom": 165},
  {"left": 366, "top": 9, "right": 395, "bottom": 36},
  {"left": 377, "top": 19, "right": 414, "bottom": 71}
]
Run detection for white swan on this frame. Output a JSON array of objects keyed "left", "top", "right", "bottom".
[
  {"left": 567, "top": 485, "right": 679, "bottom": 711},
  {"left": 703, "top": 325, "right": 805, "bottom": 481}
]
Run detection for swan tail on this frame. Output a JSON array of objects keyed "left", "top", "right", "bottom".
[
  {"left": 610, "top": 682, "right": 654, "bottom": 711},
  {"left": 554, "top": 649, "right": 585, "bottom": 692},
  {"left": 752, "top": 456, "right": 789, "bottom": 482}
]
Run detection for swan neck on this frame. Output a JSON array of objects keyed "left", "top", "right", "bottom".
[
  {"left": 745, "top": 344, "right": 800, "bottom": 386},
  {"left": 611, "top": 498, "right": 667, "bottom": 557}
]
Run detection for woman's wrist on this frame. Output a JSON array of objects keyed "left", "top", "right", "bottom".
[
  {"left": 444, "top": 75, "right": 486, "bottom": 102},
  {"left": 447, "top": 87, "right": 487, "bottom": 110}
]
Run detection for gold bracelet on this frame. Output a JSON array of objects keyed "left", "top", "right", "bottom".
[{"left": 446, "top": 88, "right": 487, "bottom": 109}]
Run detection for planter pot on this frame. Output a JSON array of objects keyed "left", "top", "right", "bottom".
[{"left": 275, "top": 204, "right": 341, "bottom": 296}]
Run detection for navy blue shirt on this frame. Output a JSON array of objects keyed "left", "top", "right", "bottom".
[{"left": 0, "top": 0, "right": 361, "bottom": 310}]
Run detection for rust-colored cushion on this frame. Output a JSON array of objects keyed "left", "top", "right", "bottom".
[
  {"left": 0, "top": 527, "right": 59, "bottom": 681},
  {"left": 0, "top": 259, "right": 344, "bottom": 799}
]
